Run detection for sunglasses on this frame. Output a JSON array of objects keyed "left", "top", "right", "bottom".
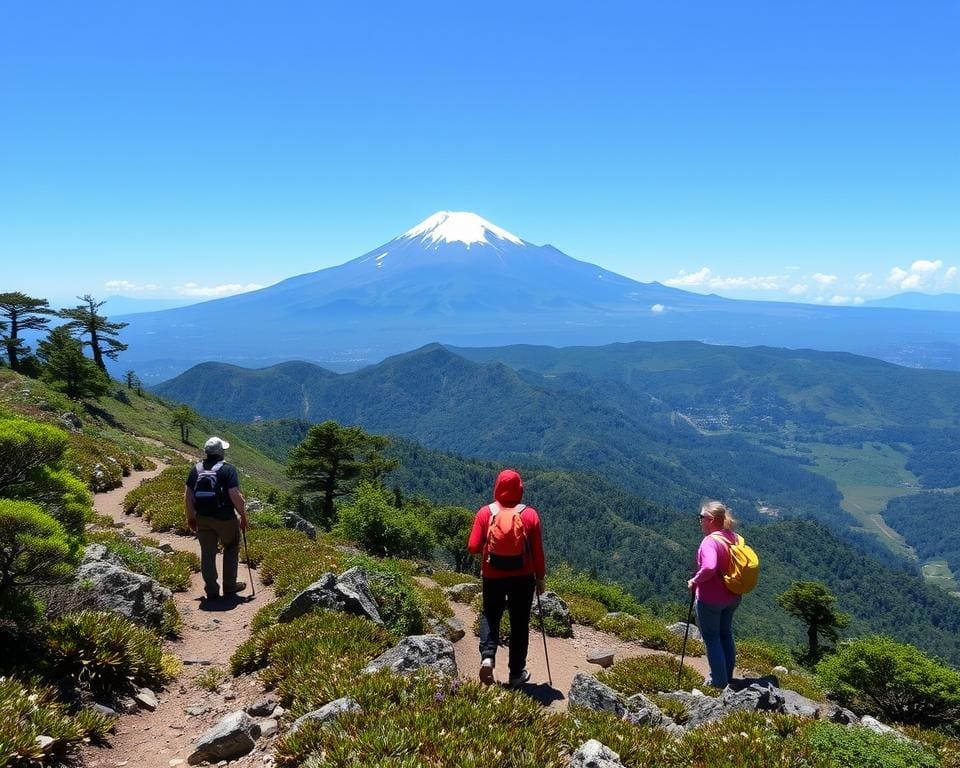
[{"left": 698, "top": 514, "right": 712, "bottom": 520}]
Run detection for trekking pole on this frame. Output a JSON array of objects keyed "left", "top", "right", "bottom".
[
  {"left": 241, "top": 528, "right": 256, "bottom": 599},
  {"left": 535, "top": 589, "right": 553, "bottom": 686},
  {"left": 677, "top": 589, "right": 696, "bottom": 688}
]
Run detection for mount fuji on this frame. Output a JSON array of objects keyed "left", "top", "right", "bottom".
[{"left": 117, "top": 211, "right": 960, "bottom": 380}]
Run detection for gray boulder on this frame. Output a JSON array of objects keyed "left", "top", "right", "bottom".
[
  {"left": 428, "top": 616, "right": 465, "bottom": 642},
  {"left": 74, "top": 560, "right": 172, "bottom": 628},
  {"left": 532, "top": 591, "right": 572, "bottom": 636},
  {"left": 624, "top": 692, "right": 668, "bottom": 726},
  {"left": 363, "top": 635, "right": 457, "bottom": 677},
  {"left": 81, "top": 544, "right": 124, "bottom": 567},
  {"left": 587, "top": 649, "right": 615, "bottom": 668},
  {"left": 287, "top": 697, "right": 361, "bottom": 736},
  {"left": 568, "top": 673, "right": 625, "bottom": 718},
  {"left": 442, "top": 582, "right": 482, "bottom": 603},
  {"left": 282, "top": 510, "right": 316, "bottom": 540},
  {"left": 661, "top": 683, "right": 787, "bottom": 729},
  {"left": 860, "top": 715, "right": 913, "bottom": 744},
  {"left": 188, "top": 711, "right": 260, "bottom": 764},
  {"left": 570, "top": 739, "right": 625, "bottom": 768},
  {"left": 780, "top": 689, "right": 821, "bottom": 719},
  {"left": 278, "top": 568, "right": 382, "bottom": 625},
  {"left": 825, "top": 704, "right": 859, "bottom": 725},
  {"left": 666, "top": 622, "right": 701, "bottom": 641},
  {"left": 246, "top": 695, "right": 278, "bottom": 717},
  {"left": 59, "top": 412, "right": 83, "bottom": 432}
]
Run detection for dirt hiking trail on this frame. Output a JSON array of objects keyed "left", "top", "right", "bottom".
[{"left": 80, "top": 462, "right": 711, "bottom": 766}]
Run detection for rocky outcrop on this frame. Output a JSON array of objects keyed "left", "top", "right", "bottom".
[
  {"left": 282, "top": 510, "right": 317, "bottom": 540},
  {"left": 532, "top": 591, "right": 572, "bottom": 637},
  {"left": 278, "top": 567, "right": 382, "bottom": 624},
  {"left": 362, "top": 635, "right": 457, "bottom": 677},
  {"left": 442, "top": 582, "right": 482, "bottom": 603},
  {"left": 666, "top": 621, "right": 701, "bottom": 641},
  {"left": 287, "top": 697, "right": 361, "bottom": 737},
  {"left": 188, "top": 711, "right": 260, "bottom": 764},
  {"left": 570, "top": 739, "right": 625, "bottom": 768},
  {"left": 568, "top": 673, "right": 626, "bottom": 718},
  {"left": 73, "top": 559, "right": 172, "bottom": 628}
]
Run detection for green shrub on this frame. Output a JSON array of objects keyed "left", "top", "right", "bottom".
[
  {"left": 335, "top": 482, "right": 436, "bottom": 559},
  {"left": 157, "top": 550, "right": 200, "bottom": 592},
  {"left": 249, "top": 509, "right": 286, "bottom": 529},
  {"left": 161, "top": 598, "right": 183, "bottom": 639},
  {"left": 816, "top": 636, "right": 960, "bottom": 726},
  {"left": 123, "top": 464, "right": 192, "bottom": 533},
  {"left": 736, "top": 639, "right": 796, "bottom": 675},
  {"left": 597, "top": 655, "right": 709, "bottom": 699},
  {"left": 563, "top": 594, "right": 608, "bottom": 626},
  {"left": 0, "top": 499, "right": 80, "bottom": 613},
  {"left": 85, "top": 529, "right": 199, "bottom": 592},
  {"left": 195, "top": 667, "right": 227, "bottom": 692},
  {"left": 415, "top": 582, "right": 454, "bottom": 623},
  {"left": 0, "top": 676, "right": 115, "bottom": 767},
  {"left": 595, "top": 613, "right": 704, "bottom": 656},
  {"left": 805, "top": 720, "right": 938, "bottom": 767},
  {"left": 248, "top": 610, "right": 393, "bottom": 717},
  {"left": 244, "top": 527, "right": 345, "bottom": 597},
  {"left": 547, "top": 563, "right": 645, "bottom": 616},
  {"left": 44, "top": 610, "right": 172, "bottom": 694},
  {"left": 428, "top": 570, "right": 480, "bottom": 588},
  {"left": 65, "top": 432, "right": 133, "bottom": 491}
]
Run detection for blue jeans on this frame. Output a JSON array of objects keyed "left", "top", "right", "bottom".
[{"left": 695, "top": 597, "right": 741, "bottom": 688}]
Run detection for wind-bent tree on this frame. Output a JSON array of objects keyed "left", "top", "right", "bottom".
[
  {"left": 778, "top": 580, "right": 850, "bottom": 660},
  {"left": 170, "top": 405, "right": 197, "bottom": 444},
  {"left": 37, "top": 326, "right": 109, "bottom": 400},
  {"left": 0, "top": 292, "right": 57, "bottom": 372},
  {"left": 60, "top": 294, "right": 128, "bottom": 372},
  {"left": 286, "top": 421, "right": 398, "bottom": 529}
]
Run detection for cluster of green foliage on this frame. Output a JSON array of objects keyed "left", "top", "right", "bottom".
[
  {"left": 44, "top": 610, "right": 176, "bottom": 695},
  {"left": 122, "top": 464, "right": 192, "bottom": 533},
  {"left": 243, "top": 527, "right": 347, "bottom": 597},
  {"left": 597, "top": 656, "right": 708, "bottom": 699},
  {"left": 884, "top": 492, "right": 960, "bottom": 579},
  {"left": 335, "top": 482, "right": 436, "bottom": 560},
  {"left": 816, "top": 636, "right": 960, "bottom": 728},
  {"left": 777, "top": 581, "right": 850, "bottom": 661},
  {"left": 595, "top": 613, "right": 704, "bottom": 657},
  {"left": 0, "top": 676, "right": 116, "bottom": 766},
  {"left": 428, "top": 570, "right": 480, "bottom": 588},
  {"left": 195, "top": 666, "right": 228, "bottom": 692}
]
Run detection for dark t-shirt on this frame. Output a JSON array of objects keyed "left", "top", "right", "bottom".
[{"left": 185, "top": 458, "right": 240, "bottom": 520}]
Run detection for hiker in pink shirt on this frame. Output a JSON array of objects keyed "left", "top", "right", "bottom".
[{"left": 687, "top": 500, "right": 741, "bottom": 688}]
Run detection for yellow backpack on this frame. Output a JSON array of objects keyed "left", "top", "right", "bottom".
[{"left": 710, "top": 532, "right": 760, "bottom": 594}]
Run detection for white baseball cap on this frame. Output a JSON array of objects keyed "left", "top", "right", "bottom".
[{"left": 203, "top": 436, "right": 230, "bottom": 455}]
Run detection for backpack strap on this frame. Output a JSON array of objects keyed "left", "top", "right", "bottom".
[
  {"left": 210, "top": 461, "right": 224, "bottom": 473},
  {"left": 195, "top": 460, "right": 204, "bottom": 474}
]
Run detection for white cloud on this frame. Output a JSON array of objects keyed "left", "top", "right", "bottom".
[
  {"left": 104, "top": 279, "right": 161, "bottom": 293},
  {"left": 665, "top": 267, "right": 712, "bottom": 286},
  {"left": 665, "top": 267, "right": 784, "bottom": 291},
  {"left": 945, "top": 266, "right": 958, "bottom": 285},
  {"left": 827, "top": 295, "right": 866, "bottom": 305},
  {"left": 175, "top": 282, "right": 264, "bottom": 298},
  {"left": 787, "top": 284, "right": 808, "bottom": 296},
  {"left": 911, "top": 259, "right": 942, "bottom": 274},
  {"left": 812, "top": 273, "right": 837, "bottom": 286},
  {"left": 650, "top": 304, "right": 665, "bottom": 313}
]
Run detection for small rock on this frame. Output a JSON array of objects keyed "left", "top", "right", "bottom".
[
  {"left": 36, "top": 735, "right": 54, "bottom": 751},
  {"left": 570, "top": 738, "right": 624, "bottom": 768},
  {"left": 772, "top": 665, "right": 789, "bottom": 676},
  {"left": 135, "top": 689, "right": 159, "bottom": 711},
  {"left": 119, "top": 697, "right": 139, "bottom": 714},
  {"left": 169, "top": 760, "right": 185, "bottom": 767},
  {"left": 246, "top": 695, "right": 278, "bottom": 717},
  {"left": 287, "top": 697, "right": 361, "bottom": 736},
  {"left": 587, "top": 649, "right": 615, "bottom": 668},
  {"left": 188, "top": 711, "right": 261, "bottom": 764},
  {"left": 91, "top": 703, "right": 118, "bottom": 717},
  {"left": 666, "top": 622, "right": 702, "bottom": 641},
  {"left": 442, "top": 582, "right": 482, "bottom": 603},
  {"left": 183, "top": 658, "right": 212, "bottom": 666},
  {"left": 185, "top": 705, "right": 210, "bottom": 717},
  {"left": 259, "top": 719, "right": 279, "bottom": 738},
  {"left": 159, "top": 543, "right": 176, "bottom": 554},
  {"left": 223, "top": 692, "right": 236, "bottom": 701}
]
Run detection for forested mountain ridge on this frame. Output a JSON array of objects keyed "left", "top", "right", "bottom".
[{"left": 158, "top": 344, "right": 848, "bottom": 533}]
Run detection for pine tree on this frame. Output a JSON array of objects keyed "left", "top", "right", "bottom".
[
  {"left": 287, "top": 421, "right": 397, "bottom": 529},
  {"left": 59, "top": 294, "right": 128, "bottom": 371},
  {"left": 170, "top": 405, "right": 197, "bottom": 443},
  {"left": 37, "top": 326, "right": 109, "bottom": 400},
  {"left": 778, "top": 580, "right": 850, "bottom": 660},
  {"left": 0, "top": 292, "right": 57, "bottom": 372}
]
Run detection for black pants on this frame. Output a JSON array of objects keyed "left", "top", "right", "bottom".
[{"left": 478, "top": 574, "right": 536, "bottom": 677}]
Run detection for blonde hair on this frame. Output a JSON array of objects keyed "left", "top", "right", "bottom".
[{"left": 701, "top": 500, "right": 736, "bottom": 531}]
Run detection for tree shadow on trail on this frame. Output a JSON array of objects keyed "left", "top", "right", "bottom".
[{"left": 516, "top": 682, "right": 564, "bottom": 707}]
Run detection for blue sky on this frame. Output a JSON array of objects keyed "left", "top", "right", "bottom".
[{"left": 1, "top": 1, "right": 957, "bottom": 307}]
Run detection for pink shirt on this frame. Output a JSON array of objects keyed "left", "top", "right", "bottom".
[{"left": 691, "top": 530, "right": 737, "bottom": 605}]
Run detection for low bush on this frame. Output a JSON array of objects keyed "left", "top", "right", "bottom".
[
  {"left": 86, "top": 529, "right": 199, "bottom": 592},
  {"left": 816, "top": 636, "right": 960, "bottom": 726},
  {"left": 44, "top": 610, "right": 173, "bottom": 695},
  {"left": 65, "top": 433, "right": 133, "bottom": 491},
  {"left": 0, "top": 675, "right": 115, "bottom": 767},
  {"left": 804, "top": 720, "right": 938, "bottom": 767},
  {"left": 335, "top": 482, "right": 436, "bottom": 560},
  {"left": 548, "top": 563, "right": 645, "bottom": 616},
  {"left": 563, "top": 594, "right": 608, "bottom": 626},
  {"left": 123, "top": 464, "right": 192, "bottom": 533},
  {"left": 195, "top": 667, "right": 227, "bottom": 692},
  {"left": 244, "top": 528, "right": 345, "bottom": 597},
  {"left": 161, "top": 598, "right": 183, "bottom": 639},
  {"left": 595, "top": 613, "right": 704, "bottom": 656},
  {"left": 597, "top": 655, "right": 709, "bottom": 699},
  {"left": 428, "top": 570, "right": 479, "bottom": 588}
]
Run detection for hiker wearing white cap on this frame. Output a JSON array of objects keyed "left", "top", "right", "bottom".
[{"left": 184, "top": 436, "right": 248, "bottom": 600}]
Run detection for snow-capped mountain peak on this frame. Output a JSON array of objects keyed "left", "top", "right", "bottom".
[{"left": 401, "top": 211, "right": 524, "bottom": 247}]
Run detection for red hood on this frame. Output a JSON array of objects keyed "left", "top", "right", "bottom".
[{"left": 494, "top": 469, "right": 523, "bottom": 506}]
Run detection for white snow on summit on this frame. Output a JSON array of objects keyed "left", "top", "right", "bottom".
[{"left": 401, "top": 211, "right": 524, "bottom": 247}]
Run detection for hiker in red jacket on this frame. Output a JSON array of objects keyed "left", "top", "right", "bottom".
[{"left": 467, "top": 468, "right": 546, "bottom": 687}]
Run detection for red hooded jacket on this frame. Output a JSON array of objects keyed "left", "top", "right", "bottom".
[{"left": 467, "top": 469, "right": 546, "bottom": 579}]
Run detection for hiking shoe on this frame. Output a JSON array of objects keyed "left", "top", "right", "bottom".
[
  {"left": 508, "top": 669, "right": 531, "bottom": 688},
  {"left": 224, "top": 581, "right": 246, "bottom": 595},
  {"left": 479, "top": 657, "right": 495, "bottom": 685}
]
